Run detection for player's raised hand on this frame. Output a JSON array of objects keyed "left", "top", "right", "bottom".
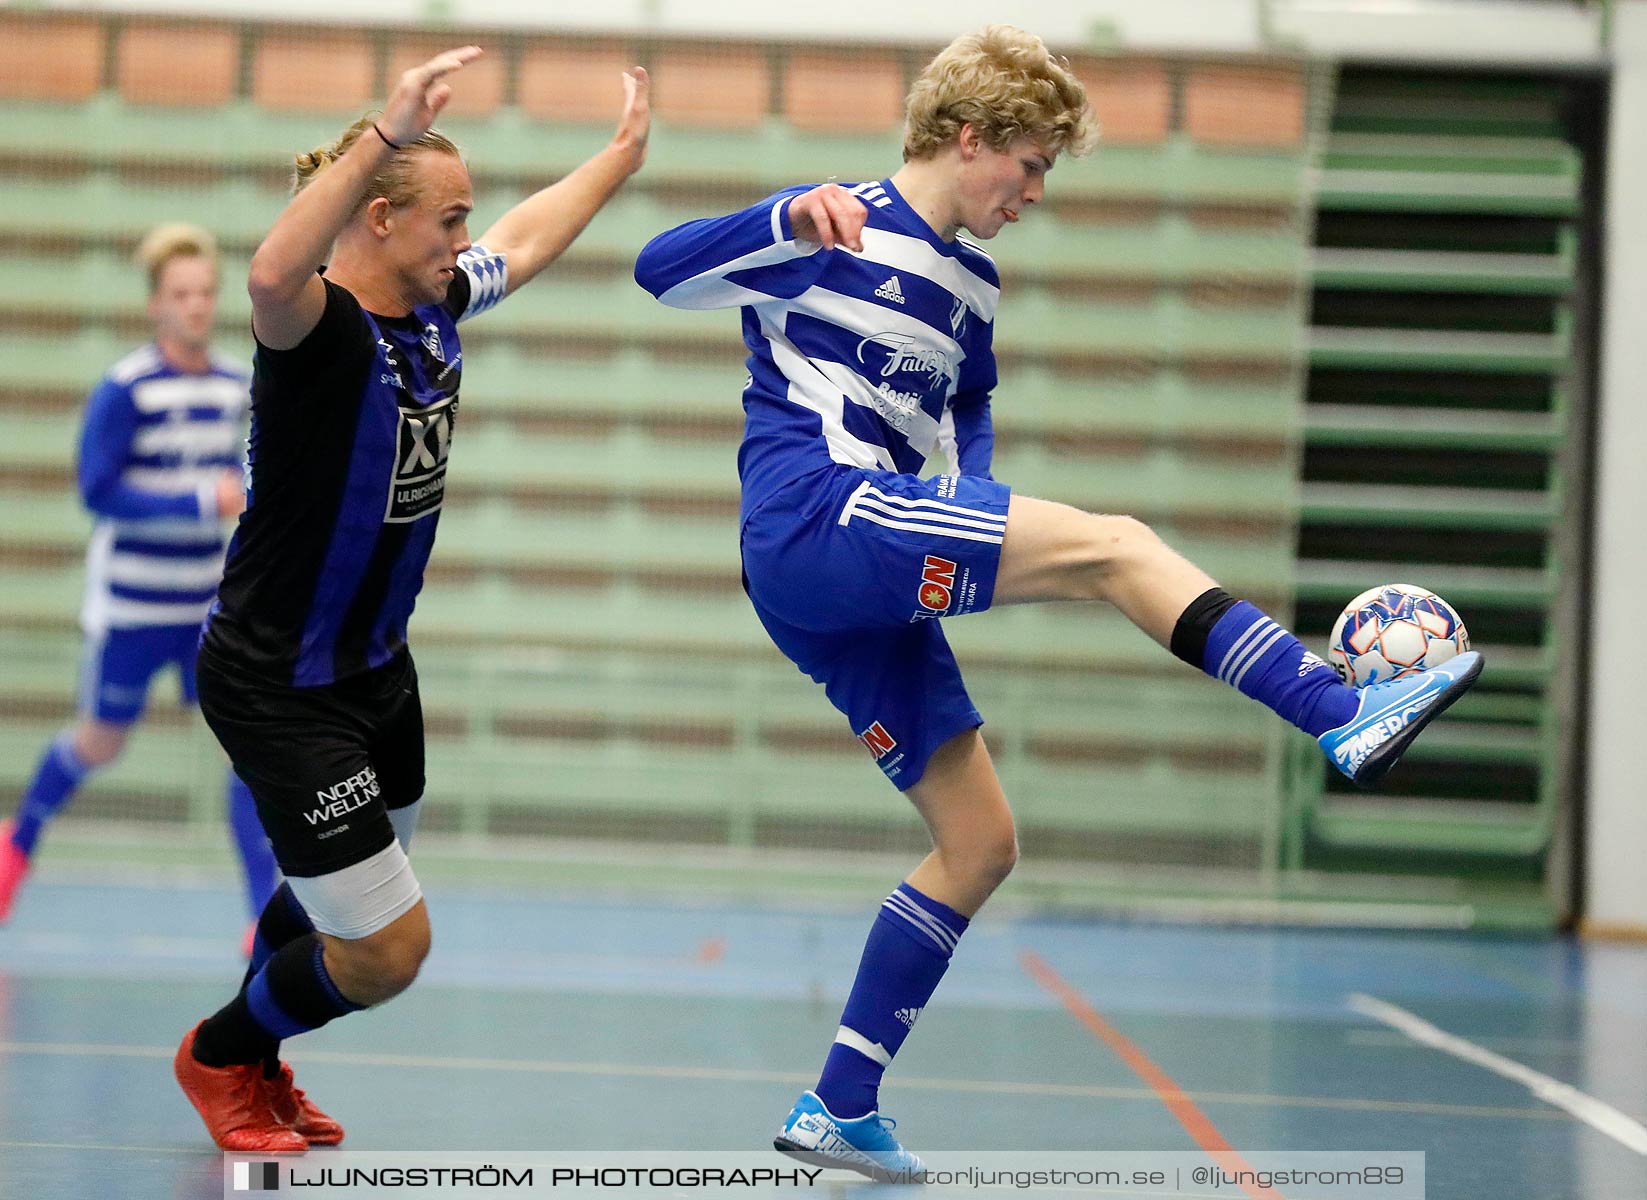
[
  {"left": 787, "top": 184, "right": 867, "bottom": 253},
  {"left": 610, "top": 67, "right": 651, "bottom": 172},
  {"left": 380, "top": 46, "right": 484, "bottom": 146}
]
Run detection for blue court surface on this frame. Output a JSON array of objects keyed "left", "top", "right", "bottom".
[{"left": 2, "top": 873, "right": 1645, "bottom": 1199}]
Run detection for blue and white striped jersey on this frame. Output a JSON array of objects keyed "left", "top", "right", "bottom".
[
  {"left": 635, "top": 179, "right": 999, "bottom": 523},
  {"left": 77, "top": 345, "right": 249, "bottom": 633}
]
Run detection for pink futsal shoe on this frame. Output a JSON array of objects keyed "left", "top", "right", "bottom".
[
  {"left": 0, "top": 821, "right": 29, "bottom": 924},
  {"left": 265, "top": 1060, "right": 345, "bottom": 1145},
  {"left": 173, "top": 1022, "right": 307, "bottom": 1152}
]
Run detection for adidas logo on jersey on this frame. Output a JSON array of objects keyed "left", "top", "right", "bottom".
[{"left": 874, "top": 275, "right": 906, "bottom": 305}]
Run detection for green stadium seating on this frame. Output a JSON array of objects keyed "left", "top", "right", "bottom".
[
  {"left": 1286, "top": 69, "right": 1578, "bottom": 891},
  {"left": 0, "top": 14, "right": 1320, "bottom": 885}
]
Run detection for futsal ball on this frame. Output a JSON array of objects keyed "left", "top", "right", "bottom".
[{"left": 1327, "top": 583, "right": 1470, "bottom": 688}]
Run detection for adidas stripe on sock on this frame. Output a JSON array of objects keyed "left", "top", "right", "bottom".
[
  {"left": 816, "top": 882, "right": 968, "bottom": 1119},
  {"left": 1174, "top": 589, "right": 1358, "bottom": 738}
]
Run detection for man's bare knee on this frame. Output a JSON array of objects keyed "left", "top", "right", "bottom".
[
  {"left": 321, "top": 914, "right": 430, "bottom": 1006},
  {"left": 978, "top": 830, "right": 1019, "bottom": 888},
  {"left": 932, "top": 816, "right": 1018, "bottom": 895},
  {"left": 1090, "top": 512, "right": 1166, "bottom": 559},
  {"left": 326, "top": 936, "right": 426, "bottom": 1006}
]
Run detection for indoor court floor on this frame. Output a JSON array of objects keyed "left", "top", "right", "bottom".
[{"left": 1, "top": 873, "right": 1644, "bottom": 1199}]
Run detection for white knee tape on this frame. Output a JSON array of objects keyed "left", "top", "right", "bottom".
[{"left": 286, "top": 839, "right": 422, "bottom": 939}]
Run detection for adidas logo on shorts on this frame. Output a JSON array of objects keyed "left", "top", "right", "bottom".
[{"left": 874, "top": 276, "right": 906, "bottom": 305}]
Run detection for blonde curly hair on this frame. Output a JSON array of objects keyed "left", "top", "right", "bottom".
[
  {"left": 292, "top": 112, "right": 463, "bottom": 207},
  {"left": 904, "top": 26, "right": 1097, "bottom": 162},
  {"left": 135, "top": 223, "right": 218, "bottom": 294}
]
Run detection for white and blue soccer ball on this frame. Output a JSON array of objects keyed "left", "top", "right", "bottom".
[{"left": 1327, "top": 583, "right": 1470, "bottom": 688}]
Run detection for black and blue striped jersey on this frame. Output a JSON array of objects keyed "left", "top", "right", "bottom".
[{"left": 202, "top": 245, "right": 506, "bottom": 687}]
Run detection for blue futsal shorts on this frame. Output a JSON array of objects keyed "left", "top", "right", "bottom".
[
  {"left": 741, "top": 466, "right": 1013, "bottom": 790},
  {"left": 78, "top": 623, "right": 204, "bottom": 723}
]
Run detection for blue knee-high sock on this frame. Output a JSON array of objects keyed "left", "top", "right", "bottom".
[
  {"left": 194, "top": 932, "right": 363, "bottom": 1068},
  {"left": 1172, "top": 590, "right": 1358, "bottom": 738},
  {"left": 226, "top": 771, "right": 280, "bottom": 919},
  {"left": 10, "top": 732, "right": 94, "bottom": 855},
  {"left": 815, "top": 882, "right": 969, "bottom": 1119}
]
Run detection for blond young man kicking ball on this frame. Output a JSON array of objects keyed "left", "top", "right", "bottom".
[{"left": 637, "top": 25, "right": 1481, "bottom": 1180}]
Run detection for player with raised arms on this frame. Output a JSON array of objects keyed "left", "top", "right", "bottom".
[
  {"left": 636, "top": 25, "right": 1482, "bottom": 1179},
  {"left": 172, "top": 45, "right": 650, "bottom": 1151}
]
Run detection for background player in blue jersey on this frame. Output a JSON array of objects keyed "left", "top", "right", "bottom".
[
  {"left": 0, "top": 224, "right": 278, "bottom": 934},
  {"left": 172, "top": 47, "right": 650, "bottom": 1151},
  {"left": 637, "top": 25, "right": 1483, "bottom": 1179}
]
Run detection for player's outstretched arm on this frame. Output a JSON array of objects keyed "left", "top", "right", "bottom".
[
  {"left": 476, "top": 68, "right": 650, "bottom": 299},
  {"left": 248, "top": 45, "right": 483, "bottom": 349}
]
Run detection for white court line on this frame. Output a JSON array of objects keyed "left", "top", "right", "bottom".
[
  {"left": 0, "top": 1040, "right": 1561, "bottom": 1120},
  {"left": 0, "top": 1139, "right": 203, "bottom": 1156},
  {"left": 1347, "top": 1028, "right": 1584, "bottom": 1055},
  {"left": 1348, "top": 993, "right": 1647, "bottom": 1155}
]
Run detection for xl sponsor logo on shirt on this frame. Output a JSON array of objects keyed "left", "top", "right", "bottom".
[{"left": 385, "top": 393, "right": 459, "bottom": 523}]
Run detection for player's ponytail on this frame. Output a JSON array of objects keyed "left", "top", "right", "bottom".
[
  {"left": 290, "top": 113, "right": 463, "bottom": 207},
  {"left": 292, "top": 144, "right": 341, "bottom": 190}
]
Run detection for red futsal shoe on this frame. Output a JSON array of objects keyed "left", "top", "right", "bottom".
[
  {"left": 173, "top": 1022, "right": 307, "bottom": 1152},
  {"left": 265, "top": 1060, "right": 344, "bottom": 1145}
]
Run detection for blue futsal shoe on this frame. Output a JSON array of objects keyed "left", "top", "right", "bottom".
[
  {"left": 1319, "top": 651, "right": 1484, "bottom": 788},
  {"left": 774, "top": 1091, "right": 926, "bottom": 1183}
]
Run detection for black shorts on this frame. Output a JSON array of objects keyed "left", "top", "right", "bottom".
[{"left": 197, "top": 643, "right": 425, "bottom": 878}]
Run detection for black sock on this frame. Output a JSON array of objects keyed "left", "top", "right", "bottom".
[
  {"left": 1169, "top": 587, "right": 1238, "bottom": 669},
  {"left": 194, "top": 933, "right": 363, "bottom": 1068},
  {"left": 242, "top": 882, "right": 314, "bottom": 988},
  {"left": 237, "top": 882, "right": 316, "bottom": 1072},
  {"left": 191, "top": 991, "right": 278, "bottom": 1068}
]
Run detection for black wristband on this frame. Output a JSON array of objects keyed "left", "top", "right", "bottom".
[{"left": 373, "top": 122, "right": 403, "bottom": 150}]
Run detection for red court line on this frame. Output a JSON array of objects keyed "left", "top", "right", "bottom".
[{"left": 1019, "top": 949, "right": 1284, "bottom": 1200}]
